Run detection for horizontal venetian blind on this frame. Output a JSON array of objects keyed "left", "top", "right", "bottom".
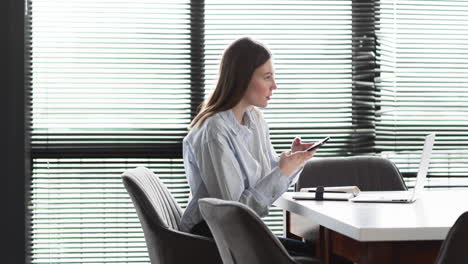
[
  {"left": 375, "top": 0, "right": 468, "bottom": 188},
  {"left": 29, "top": 0, "right": 192, "bottom": 156},
  {"left": 205, "top": 0, "right": 353, "bottom": 157},
  {"left": 27, "top": 1, "right": 193, "bottom": 263},
  {"left": 30, "top": 159, "right": 187, "bottom": 263},
  {"left": 204, "top": 0, "right": 353, "bottom": 235}
]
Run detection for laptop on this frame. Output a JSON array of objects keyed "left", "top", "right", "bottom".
[{"left": 350, "top": 133, "right": 435, "bottom": 203}]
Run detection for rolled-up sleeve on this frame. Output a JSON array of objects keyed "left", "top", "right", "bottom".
[{"left": 198, "top": 136, "right": 289, "bottom": 216}]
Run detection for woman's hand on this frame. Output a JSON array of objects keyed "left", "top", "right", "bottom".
[
  {"left": 279, "top": 150, "right": 315, "bottom": 177},
  {"left": 291, "top": 137, "right": 314, "bottom": 153}
]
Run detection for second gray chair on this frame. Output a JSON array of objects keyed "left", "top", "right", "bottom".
[
  {"left": 122, "top": 167, "right": 221, "bottom": 264},
  {"left": 199, "top": 197, "right": 320, "bottom": 264},
  {"left": 288, "top": 156, "right": 407, "bottom": 245},
  {"left": 435, "top": 211, "right": 468, "bottom": 264},
  {"left": 297, "top": 156, "right": 407, "bottom": 191}
]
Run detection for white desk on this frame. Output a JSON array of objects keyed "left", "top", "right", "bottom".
[{"left": 274, "top": 190, "right": 468, "bottom": 264}]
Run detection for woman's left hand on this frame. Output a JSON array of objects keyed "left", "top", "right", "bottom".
[{"left": 291, "top": 137, "right": 314, "bottom": 153}]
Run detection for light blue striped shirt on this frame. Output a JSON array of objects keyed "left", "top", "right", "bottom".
[{"left": 180, "top": 108, "right": 301, "bottom": 232}]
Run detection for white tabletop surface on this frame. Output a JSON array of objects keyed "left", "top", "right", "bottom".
[{"left": 274, "top": 189, "right": 468, "bottom": 242}]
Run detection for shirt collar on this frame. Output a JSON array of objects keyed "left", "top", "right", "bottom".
[{"left": 219, "top": 108, "right": 254, "bottom": 136}]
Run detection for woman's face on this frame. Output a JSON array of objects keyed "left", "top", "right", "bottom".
[{"left": 242, "top": 59, "right": 277, "bottom": 108}]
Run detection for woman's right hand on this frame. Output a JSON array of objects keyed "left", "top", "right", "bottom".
[{"left": 279, "top": 150, "right": 315, "bottom": 177}]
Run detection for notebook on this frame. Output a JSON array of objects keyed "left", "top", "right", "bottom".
[
  {"left": 293, "top": 190, "right": 355, "bottom": 201},
  {"left": 293, "top": 186, "right": 360, "bottom": 201},
  {"left": 349, "top": 133, "right": 435, "bottom": 203}
]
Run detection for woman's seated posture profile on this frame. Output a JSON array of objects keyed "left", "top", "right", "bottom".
[{"left": 180, "top": 37, "right": 316, "bottom": 256}]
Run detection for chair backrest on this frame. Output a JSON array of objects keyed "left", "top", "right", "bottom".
[
  {"left": 122, "top": 167, "right": 222, "bottom": 264},
  {"left": 298, "top": 156, "right": 407, "bottom": 191},
  {"left": 436, "top": 211, "right": 468, "bottom": 264},
  {"left": 122, "top": 166, "right": 182, "bottom": 230},
  {"left": 199, "top": 198, "right": 297, "bottom": 264}
]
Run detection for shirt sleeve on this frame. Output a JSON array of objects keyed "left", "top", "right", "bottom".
[
  {"left": 264, "top": 120, "right": 303, "bottom": 186},
  {"left": 197, "top": 135, "right": 289, "bottom": 217}
]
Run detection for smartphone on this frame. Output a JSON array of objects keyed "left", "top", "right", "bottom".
[{"left": 306, "top": 136, "right": 331, "bottom": 151}]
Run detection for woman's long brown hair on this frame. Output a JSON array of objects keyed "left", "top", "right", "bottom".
[{"left": 190, "top": 37, "right": 271, "bottom": 129}]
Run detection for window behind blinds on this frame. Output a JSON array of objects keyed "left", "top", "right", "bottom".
[
  {"left": 204, "top": 0, "right": 354, "bottom": 234},
  {"left": 30, "top": 158, "right": 187, "bottom": 264},
  {"left": 29, "top": 0, "right": 192, "bottom": 156},
  {"left": 27, "top": 0, "right": 192, "bottom": 263},
  {"left": 204, "top": 1, "right": 354, "bottom": 158},
  {"left": 375, "top": 0, "right": 468, "bottom": 188}
]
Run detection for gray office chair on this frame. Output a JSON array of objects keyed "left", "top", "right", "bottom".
[
  {"left": 287, "top": 156, "right": 407, "bottom": 251},
  {"left": 121, "top": 167, "right": 222, "bottom": 264},
  {"left": 298, "top": 156, "right": 407, "bottom": 191},
  {"left": 435, "top": 211, "right": 468, "bottom": 264},
  {"left": 199, "top": 198, "right": 321, "bottom": 264}
]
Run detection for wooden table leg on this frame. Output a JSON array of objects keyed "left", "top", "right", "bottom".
[
  {"left": 317, "top": 226, "right": 332, "bottom": 264},
  {"left": 285, "top": 210, "right": 303, "bottom": 240}
]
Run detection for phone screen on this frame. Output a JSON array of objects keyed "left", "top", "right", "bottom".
[{"left": 306, "top": 136, "right": 330, "bottom": 151}]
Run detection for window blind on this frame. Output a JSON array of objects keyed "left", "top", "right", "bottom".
[
  {"left": 204, "top": 0, "right": 354, "bottom": 235},
  {"left": 375, "top": 0, "right": 468, "bottom": 188},
  {"left": 29, "top": 0, "right": 192, "bottom": 157},
  {"left": 30, "top": 158, "right": 187, "bottom": 264},
  {"left": 27, "top": 0, "right": 193, "bottom": 263},
  {"left": 205, "top": 0, "right": 354, "bottom": 156}
]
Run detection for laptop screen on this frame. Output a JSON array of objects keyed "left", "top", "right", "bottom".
[{"left": 411, "top": 133, "right": 436, "bottom": 200}]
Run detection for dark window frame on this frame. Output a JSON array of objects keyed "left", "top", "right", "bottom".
[{"left": 2, "top": 0, "right": 29, "bottom": 263}]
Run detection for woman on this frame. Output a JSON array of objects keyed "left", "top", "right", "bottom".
[{"left": 180, "top": 37, "right": 316, "bottom": 256}]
